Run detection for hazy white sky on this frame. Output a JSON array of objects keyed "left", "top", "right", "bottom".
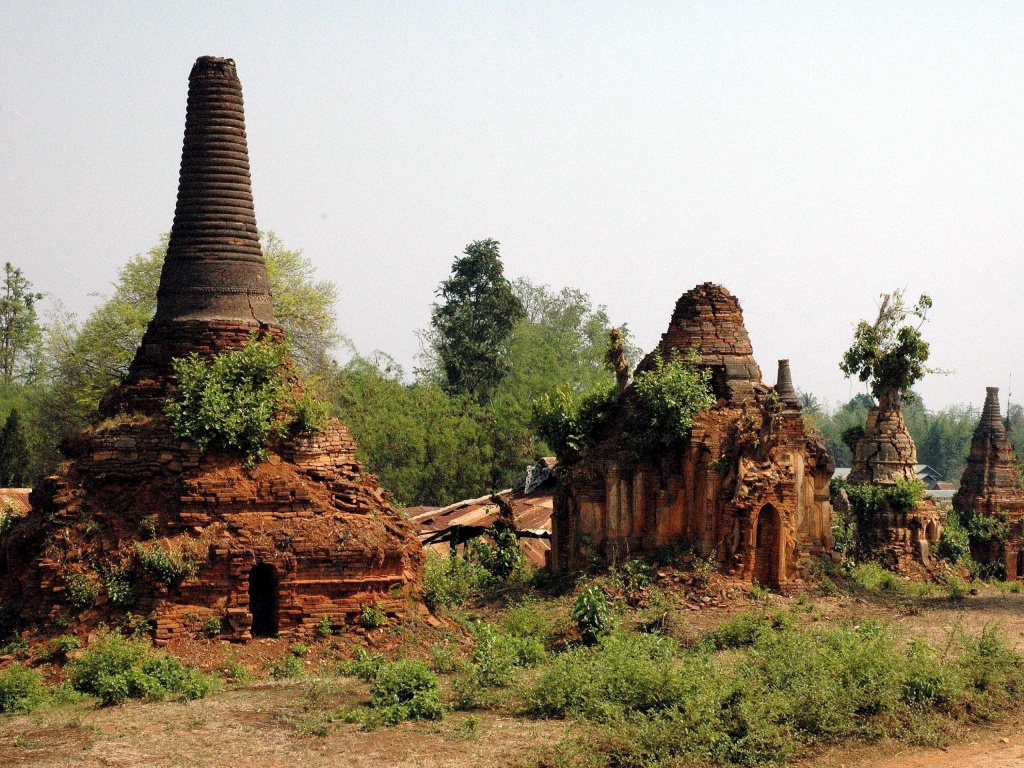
[{"left": 2, "top": 2, "right": 1024, "bottom": 412}]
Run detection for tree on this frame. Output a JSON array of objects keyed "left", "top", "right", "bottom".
[
  {"left": 332, "top": 354, "right": 496, "bottom": 506},
  {"left": 427, "top": 239, "right": 525, "bottom": 403},
  {"left": 45, "top": 231, "right": 342, "bottom": 432},
  {"left": 840, "top": 290, "right": 935, "bottom": 405},
  {"left": 0, "top": 409, "right": 30, "bottom": 487},
  {"left": 0, "top": 264, "right": 43, "bottom": 386}
]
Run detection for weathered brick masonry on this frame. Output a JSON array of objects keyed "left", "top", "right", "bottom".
[
  {"left": 0, "top": 56, "right": 422, "bottom": 642},
  {"left": 552, "top": 284, "right": 834, "bottom": 588}
]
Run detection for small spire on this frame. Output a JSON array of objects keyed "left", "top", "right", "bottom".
[
  {"left": 775, "top": 359, "right": 800, "bottom": 409},
  {"left": 982, "top": 387, "right": 1007, "bottom": 440}
]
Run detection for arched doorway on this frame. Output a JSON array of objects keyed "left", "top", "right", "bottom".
[
  {"left": 752, "top": 505, "right": 781, "bottom": 588},
  {"left": 249, "top": 563, "right": 279, "bottom": 637}
]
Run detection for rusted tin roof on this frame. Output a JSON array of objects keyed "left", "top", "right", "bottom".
[
  {"left": 410, "top": 460, "right": 555, "bottom": 567},
  {"left": 0, "top": 488, "right": 31, "bottom": 515}
]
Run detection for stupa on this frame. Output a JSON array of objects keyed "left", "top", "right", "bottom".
[
  {"left": 551, "top": 283, "right": 834, "bottom": 588},
  {"left": 0, "top": 57, "right": 423, "bottom": 643},
  {"left": 953, "top": 387, "right": 1024, "bottom": 577}
]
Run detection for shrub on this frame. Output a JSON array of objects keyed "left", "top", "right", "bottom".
[
  {"left": 269, "top": 644, "right": 309, "bottom": 679},
  {"left": 466, "top": 526, "right": 522, "bottom": 581},
  {"left": 532, "top": 383, "right": 618, "bottom": 463},
  {"left": 41, "top": 635, "right": 81, "bottom": 662},
  {"left": 470, "top": 621, "right": 546, "bottom": 687},
  {"left": 704, "top": 611, "right": 791, "bottom": 650},
  {"left": 315, "top": 615, "right": 333, "bottom": 637},
  {"left": 851, "top": 562, "right": 904, "bottom": 593},
  {"left": 165, "top": 337, "right": 327, "bottom": 467},
  {"left": 423, "top": 551, "right": 489, "bottom": 610},
  {"left": 368, "top": 659, "right": 444, "bottom": 725},
  {"left": 623, "top": 350, "right": 716, "bottom": 458},
  {"left": 201, "top": 616, "right": 221, "bottom": 638},
  {"left": 135, "top": 540, "right": 199, "bottom": 585},
  {"left": 65, "top": 572, "right": 100, "bottom": 610},
  {"left": 339, "top": 648, "right": 387, "bottom": 682},
  {"left": 104, "top": 570, "right": 135, "bottom": 609},
  {"left": 360, "top": 603, "right": 387, "bottom": 629},
  {"left": 572, "top": 585, "right": 610, "bottom": 644},
  {"left": 66, "top": 630, "right": 215, "bottom": 705},
  {"left": 0, "top": 664, "right": 48, "bottom": 713}
]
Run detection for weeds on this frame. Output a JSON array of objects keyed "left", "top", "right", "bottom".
[
  {"left": 0, "top": 664, "right": 48, "bottom": 713},
  {"left": 66, "top": 629, "right": 215, "bottom": 705}
]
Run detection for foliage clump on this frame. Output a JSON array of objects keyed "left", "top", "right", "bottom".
[
  {"left": 341, "top": 653, "right": 444, "bottom": 727},
  {"left": 534, "top": 350, "right": 714, "bottom": 464},
  {"left": 135, "top": 540, "right": 200, "bottom": 585},
  {"left": 165, "top": 337, "right": 327, "bottom": 467},
  {"left": 840, "top": 290, "right": 936, "bottom": 401},
  {"left": 0, "top": 663, "right": 48, "bottom": 713},
  {"left": 66, "top": 630, "right": 215, "bottom": 706}
]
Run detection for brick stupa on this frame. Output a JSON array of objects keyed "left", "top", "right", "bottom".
[
  {"left": 0, "top": 57, "right": 423, "bottom": 643},
  {"left": 552, "top": 284, "right": 834, "bottom": 588},
  {"left": 844, "top": 390, "right": 942, "bottom": 568},
  {"left": 953, "top": 387, "right": 1024, "bottom": 577}
]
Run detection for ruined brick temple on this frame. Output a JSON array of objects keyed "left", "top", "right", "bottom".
[
  {"left": 953, "top": 387, "right": 1024, "bottom": 577},
  {"left": 0, "top": 57, "right": 422, "bottom": 642},
  {"left": 845, "top": 390, "right": 942, "bottom": 567},
  {"left": 550, "top": 283, "right": 834, "bottom": 588}
]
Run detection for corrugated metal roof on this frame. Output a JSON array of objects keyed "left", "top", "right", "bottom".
[
  {"left": 411, "top": 460, "right": 555, "bottom": 567},
  {"left": 0, "top": 488, "right": 31, "bottom": 515}
]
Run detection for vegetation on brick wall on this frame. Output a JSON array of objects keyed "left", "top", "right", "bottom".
[{"left": 165, "top": 337, "right": 327, "bottom": 466}]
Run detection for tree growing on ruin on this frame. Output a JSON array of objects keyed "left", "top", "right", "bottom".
[
  {"left": 427, "top": 239, "right": 525, "bottom": 404},
  {"left": 840, "top": 290, "right": 935, "bottom": 405}
]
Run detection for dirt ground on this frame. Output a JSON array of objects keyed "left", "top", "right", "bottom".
[{"left": 4, "top": 586, "right": 1024, "bottom": 767}]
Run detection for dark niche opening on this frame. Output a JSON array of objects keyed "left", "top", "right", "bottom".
[{"left": 249, "top": 563, "right": 279, "bottom": 637}]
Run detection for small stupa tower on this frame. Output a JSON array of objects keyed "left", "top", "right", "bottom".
[{"left": 103, "top": 56, "right": 280, "bottom": 415}]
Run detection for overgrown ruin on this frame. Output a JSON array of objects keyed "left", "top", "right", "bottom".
[
  {"left": 551, "top": 283, "right": 834, "bottom": 588},
  {"left": 0, "top": 57, "right": 422, "bottom": 643},
  {"left": 953, "top": 387, "right": 1024, "bottom": 577},
  {"left": 845, "top": 391, "right": 942, "bottom": 568}
]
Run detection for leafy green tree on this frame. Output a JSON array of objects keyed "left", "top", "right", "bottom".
[
  {"left": 331, "top": 354, "right": 495, "bottom": 506},
  {"left": 840, "top": 290, "right": 935, "bottom": 404},
  {"left": 427, "top": 239, "right": 525, "bottom": 403},
  {"left": 0, "top": 409, "right": 30, "bottom": 486},
  {"left": 0, "top": 264, "right": 43, "bottom": 386}
]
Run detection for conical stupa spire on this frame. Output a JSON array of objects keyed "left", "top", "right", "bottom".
[
  {"left": 154, "top": 56, "right": 275, "bottom": 326},
  {"left": 980, "top": 387, "right": 1007, "bottom": 441},
  {"left": 101, "top": 57, "right": 282, "bottom": 416},
  {"left": 775, "top": 359, "right": 800, "bottom": 409}
]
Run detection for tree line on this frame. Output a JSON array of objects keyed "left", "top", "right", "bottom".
[
  {"left": 0, "top": 236, "right": 1001, "bottom": 500},
  {"left": 0, "top": 236, "right": 633, "bottom": 505}
]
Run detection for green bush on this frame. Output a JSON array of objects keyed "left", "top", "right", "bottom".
[
  {"left": 135, "top": 541, "right": 199, "bottom": 585},
  {"left": 65, "top": 572, "right": 100, "bottom": 610},
  {"left": 531, "top": 622, "right": 1024, "bottom": 767},
  {"left": 201, "top": 616, "right": 221, "bottom": 638},
  {"left": 850, "top": 562, "right": 904, "bottom": 593},
  {"left": 369, "top": 659, "right": 444, "bottom": 724},
  {"left": 360, "top": 603, "right": 387, "bottom": 629},
  {"left": 104, "top": 570, "right": 135, "bottom": 609},
  {"left": 572, "top": 585, "right": 610, "bottom": 644},
  {"left": 469, "top": 621, "right": 546, "bottom": 687},
  {"left": 703, "top": 611, "right": 791, "bottom": 650},
  {"left": 339, "top": 648, "right": 387, "bottom": 682},
  {"left": 623, "top": 350, "right": 716, "bottom": 458},
  {"left": 269, "top": 645, "right": 307, "bottom": 679},
  {"left": 0, "top": 664, "right": 48, "bottom": 713},
  {"left": 423, "top": 551, "right": 489, "bottom": 610},
  {"left": 466, "top": 526, "right": 522, "bottom": 581},
  {"left": 165, "top": 337, "right": 327, "bottom": 467},
  {"left": 532, "top": 383, "right": 618, "bottom": 463},
  {"left": 66, "top": 630, "right": 215, "bottom": 705}
]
